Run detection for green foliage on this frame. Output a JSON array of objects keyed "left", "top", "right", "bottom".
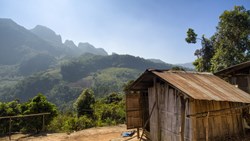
[
  {"left": 74, "top": 89, "right": 95, "bottom": 117},
  {"left": 47, "top": 114, "right": 70, "bottom": 132},
  {"left": 92, "top": 68, "right": 140, "bottom": 97},
  {"left": 186, "top": 6, "right": 250, "bottom": 72},
  {"left": 19, "top": 53, "right": 56, "bottom": 76},
  {"left": 210, "top": 6, "right": 250, "bottom": 72},
  {"left": 93, "top": 93, "right": 125, "bottom": 126},
  {"left": 171, "top": 66, "right": 185, "bottom": 71},
  {"left": 185, "top": 28, "right": 197, "bottom": 43},
  {"left": 48, "top": 91, "right": 125, "bottom": 132},
  {"left": 61, "top": 54, "right": 173, "bottom": 82},
  {"left": 0, "top": 94, "right": 58, "bottom": 134},
  {"left": 0, "top": 52, "right": 175, "bottom": 111},
  {"left": 48, "top": 84, "right": 81, "bottom": 111},
  {"left": 0, "top": 100, "right": 22, "bottom": 134},
  {"left": 21, "top": 93, "right": 58, "bottom": 133},
  {"left": 186, "top": 29, "right": 214, "bottom": 72},
  {"left": 123, "top": 80, "right": 135, "bottom": 93},
  {"left": 60, "top": 116, "right": 94, "bottom": 132},
  {"left": 0, "top": 70, "right": 61, "bottom": 102}
]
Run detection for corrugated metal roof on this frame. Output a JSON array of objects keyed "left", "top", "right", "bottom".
[
  {"left": 129, "top": 69, "right": 250, "bottom": 103},
  {"left": 214, "top": 61, "right": 250, "bottom": 76}
]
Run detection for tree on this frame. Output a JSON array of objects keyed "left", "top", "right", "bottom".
[
  {"left": 21, "top": 93, "right": 58, "bottom": 133},
  {"left": 210, "top": 6, "right": 250, "bottom": 71},
  {"left": 186, "top": 28, "right": 215, "bottom": 72},
  {"left": 171, "top": 66, "right": 185, "bottom": 71},
  {"left": 0, "top": 100, "right": 22, "bottom": 134},
  {"left": 74, "top": 88, "right": 95, "bottom": 117},
  {"left": 186, "top": 6, "right": 250, "bottom": 72},
  {"left": 93, "top": 92, "right": 125, "bottom": 126}
]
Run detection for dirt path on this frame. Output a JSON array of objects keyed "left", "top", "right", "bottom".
[{"left": 0, "top": 124, "right": 141, "bottom": 141}]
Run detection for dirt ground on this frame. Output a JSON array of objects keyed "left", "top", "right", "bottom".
[
  {"left": 3, "top": 125, "right": 250, "bottom": 141},
  {"left": 0, "top": 124, "right": 145, "bottom": 141}
]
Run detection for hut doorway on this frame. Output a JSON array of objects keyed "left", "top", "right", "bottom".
[
  {"left": 141, "top": 91, "right": 150, "bottom": 132},
  {"left": 126, "top": 91, "right": 150, "bottom": 131}
]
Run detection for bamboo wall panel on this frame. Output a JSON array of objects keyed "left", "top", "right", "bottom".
[
  {"left": 148, "top": 83, "right": 192, "bottom": 141},
  {"left": 148, "top": 87, "right": 158, "bottom": 141},
  {"left": 160, "top": 84, "right": 183, "bottom": 141},
  {"left": 126, "top": 93, "right": 142, "bottom": 129},
  {"left": 192, "top": 100, "right": 243, "bottom": 141}
]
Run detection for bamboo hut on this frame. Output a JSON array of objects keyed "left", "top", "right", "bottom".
[
  {"left": 215, "top": 61, "right": 250, "bottom": 94},
  {"left": 126, "top": 69, "right": 250, "bottom": 141}
]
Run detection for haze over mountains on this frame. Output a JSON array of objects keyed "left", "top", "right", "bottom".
[
  {"left": 0, "top": 18, "right": 192, "bottom": 110},
  {"left": 0, "top": 18, "right": 108, "bottom": 65}
]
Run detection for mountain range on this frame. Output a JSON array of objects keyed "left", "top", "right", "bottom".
[
  {"left": 0, "top": 18, "right": 193, "bottom": 110},
  {"left": 0, "top": 18, "right": 107, "bottom": 65}
]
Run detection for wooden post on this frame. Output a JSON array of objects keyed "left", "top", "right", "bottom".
[
  {"left": 155, "top": 80, "right": 161, "bottom": 141},
  {"left": 42, "top": 114, "right": 45, "bottom": 131},
  {"left": 241, "top": 110, "right": 245, "bottom": 137},
  {"left": 9, "top": 118, "right": 11, "bottom": 141},
  {"left": 137, "top": 128, "right": 140, "bottom": 139},
  {"left": 206, "top": 112, "right": 210, "bottom": 141},
  {"left": 191, "top": 100, "right": 197, "bottom": 141},
  {"left": 181, "top": 97, "right": 186, "bottom": 141}
]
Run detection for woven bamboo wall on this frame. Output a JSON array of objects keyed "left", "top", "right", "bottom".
[
  {"left": 190, "top": 100, "right": 243, "bottom": 141},
  {"left": 126, "top": 92, "right": 142, "bottom": 129},
  {"left": 148, "top": 83, "right": 191, "bottom": 141}
]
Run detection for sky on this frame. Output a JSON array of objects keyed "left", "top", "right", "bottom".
[{"left": 0, "top": 0, "right": 249, "bottom": 64}]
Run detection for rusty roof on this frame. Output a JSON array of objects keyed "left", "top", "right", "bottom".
[{"left": 129, "top": 69, "right": 250, "bottom": 103}]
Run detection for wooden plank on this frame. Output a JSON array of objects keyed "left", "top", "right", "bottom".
[
  {"left": 185, "top": 99, "right": 190, "bottom": 140},
  {"left": 156, "top": 82, "right": 161, "bottom": 141},
  {"left": 206, "top": 112, "right": 209, "bottom": 141},
  {"left": 181, "top": 96, "right": 186, "bottom": 141},
  {"left": 190, "top": 99, "right": 196, "bottom": 141},
  {"left": 149, "top": 87, "right": 158, "bottom": 141}
]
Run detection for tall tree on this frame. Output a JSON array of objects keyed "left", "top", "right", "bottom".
[
  {"left": 21, "top": 93, "right": 58, "bottom": 133},
  {"left": 186, "top": 29, "right": 214, "bottom": 72},
  {"left": 74, "top": 88, "right": 95, "bottom": 117},
  {"left": 211, "top": 6, "right": 250, "bottom": 71},
  {"left": 186, "top": 6, "right": 250, "bottom": 72}
]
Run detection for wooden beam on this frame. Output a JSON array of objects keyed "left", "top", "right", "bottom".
[
  {"left": 139, "top": 102, "right": 156, "bottom": 141},
  {"left": 0, "top": 113, "right": 50, "bottom": 119},
  {"left": 187, "top": 104, "right": 250, "bottom": 118}
]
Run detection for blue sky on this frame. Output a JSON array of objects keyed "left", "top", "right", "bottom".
[{"left": 0, "top": 0, "right": 249, "bottom": 64}]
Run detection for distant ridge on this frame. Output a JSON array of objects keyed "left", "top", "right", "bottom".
[
  {"left": 176, "top": 62, "right": 195, "bottom": 69},
  {"left": 30, "top": 25, "right": 62, "bottom": 46},
  {"left": 0, "top": 18, "right": 108, "bottom": 65}
]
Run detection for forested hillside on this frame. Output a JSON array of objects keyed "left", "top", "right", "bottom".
[{"left": 0, "top": 53, "right": 176, "bottom": 110}]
